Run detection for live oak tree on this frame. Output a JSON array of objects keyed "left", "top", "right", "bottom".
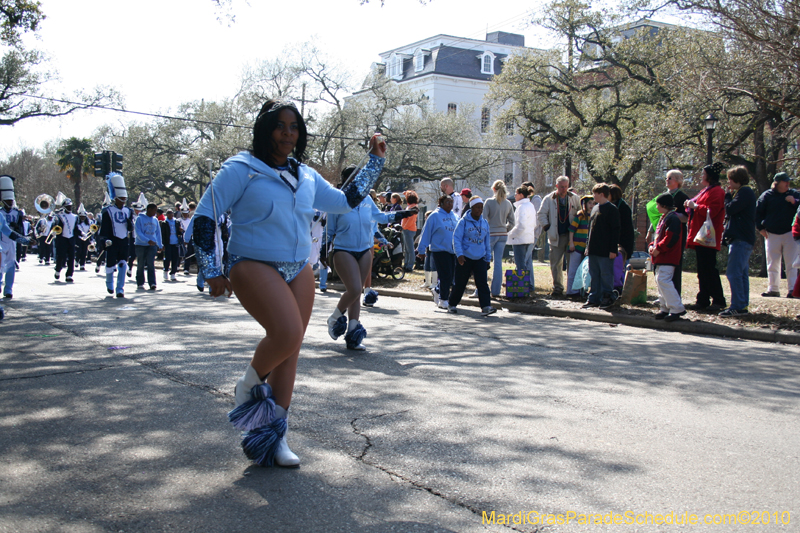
[{"left": 488, "top": 0, "right": 710, "bottom": 193}]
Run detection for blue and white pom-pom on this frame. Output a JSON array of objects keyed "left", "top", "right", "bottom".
[
  {"left": 331, "top": 315, "right": 348, "bottom": 339},
  {"left": 345, "top": 323, "right": 368, "bottom": 350},
  {"left": 228, "top": 383, "right": 277, "bottom": 431},
  {"left": 363, "top": 288, "right": 378, "bottom": 306},
  {"left": 241, "top": 416, "right": 288, "bottom": 467}
]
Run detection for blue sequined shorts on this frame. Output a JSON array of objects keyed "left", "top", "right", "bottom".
[{"left": 229, "top": 254, "right": 309, "bottom": 284}]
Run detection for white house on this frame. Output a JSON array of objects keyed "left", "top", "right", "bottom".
[{"left": 364, "top": 32, "right": 546, "bottom": 205}]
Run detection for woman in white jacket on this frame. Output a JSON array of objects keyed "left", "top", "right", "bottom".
[{"left": 507, "top": 186, "right": 538, "bottom": 290}]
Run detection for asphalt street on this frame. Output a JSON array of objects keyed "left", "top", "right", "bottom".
[{"left": 1, "top": 261, "right": 798, "bottom": 532}]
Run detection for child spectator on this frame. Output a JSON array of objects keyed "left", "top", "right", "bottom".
[
  {"left": 649, "top": 193, "right": 686, "bottom": 322},
  {"left": 448, "top": 197, "right": 496, "bottom": 316},
  {"left": 567, "top": 195, "right": 593, "bottom": 299},
  {"left": 582, "top": 183, "right": 620, "bottom": 310}
]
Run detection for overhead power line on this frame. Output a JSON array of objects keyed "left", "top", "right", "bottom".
[{"left": 22, "top": 94, "right": 547, "bottom": 153}]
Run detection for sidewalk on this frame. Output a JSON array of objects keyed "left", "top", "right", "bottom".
[{"left": 339, "top": 283, "right": 800, "bottom": 346}]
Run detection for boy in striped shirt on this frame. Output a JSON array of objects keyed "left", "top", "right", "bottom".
[{"left": 566, "top": 195, "right": 594, "bottom": 298}]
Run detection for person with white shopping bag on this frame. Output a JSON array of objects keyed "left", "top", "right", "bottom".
[{"left": 685, "top": 163, "right": 727, "bottom": 312}]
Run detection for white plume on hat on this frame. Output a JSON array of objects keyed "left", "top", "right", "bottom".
[
  {"left": 77, "top": 203, "right": 88, "bottom": 216},
  {"left": 102, "top": 191, "right": 112, "bottom": 207},
  {"left": 0, "top": 175, "right": 15, "bottom": 201},
  {"left": 180, "top": 198, "right": 190, "bottom": 213}
]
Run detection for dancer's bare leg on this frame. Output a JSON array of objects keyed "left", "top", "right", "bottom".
[{"left": 231, "top": 261, "right": 314, "bottom": 408}]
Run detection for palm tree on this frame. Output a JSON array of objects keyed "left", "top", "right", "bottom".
[{"left": 56, "top": 137, "right": 94, "bottom": 207}]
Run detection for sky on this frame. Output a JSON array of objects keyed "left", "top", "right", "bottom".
[{"left": 0, "top": 0, "right": 552, "bottom": 156}]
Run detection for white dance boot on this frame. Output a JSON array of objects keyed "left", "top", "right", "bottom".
[
  {"left": 234, "top": 365, "right": 262, "bottom": 406},
  {"left": 274, "top": 406, "right": 300, "bottom": 468}
]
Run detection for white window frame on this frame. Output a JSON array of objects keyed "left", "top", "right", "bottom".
[
  {"left": 414, "top": 50, "right": 425, "bottom": 72},
  {"left": 480, "top": 51, "right": 496, "bottom": 75}
]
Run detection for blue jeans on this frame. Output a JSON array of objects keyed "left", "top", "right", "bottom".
[
  {"left": 318, "top": 265, "right": 328, "bottom": 289},
  {"left": 512, "top": 243, "right": 534, "bottom": 290},
  {"left": 489, "top": 235, "right": 508, "bottom": 296},
  {"left": 588, "top": 255, "right": 614, "bottom": 304},
  {"left": 726, "top": 240, "right": 753, "bottom": 311},
  {"left": 402, "top": 229, "right": 416, "bottom": 270}
]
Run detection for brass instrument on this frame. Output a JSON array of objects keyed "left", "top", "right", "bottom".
[
  {"left": 80, "top": 223, "right": 99, "bottom": 241},
  {"left": 45, "top": 224, "right": 62, "bottom": 244},
  {"left": 88, "top": 242, "right": 97, "bottom": 253},
  {"left": 35, "top": 193, "right": 55, "bottom": 215}
]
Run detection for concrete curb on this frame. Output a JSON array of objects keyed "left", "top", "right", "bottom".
[{"left": 324, "top": 283, "right": 800, "bottom": 346}]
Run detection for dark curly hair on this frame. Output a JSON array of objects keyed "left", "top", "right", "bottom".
[{"left": 252, "top": 99, "right": 307, "bottom": 166}]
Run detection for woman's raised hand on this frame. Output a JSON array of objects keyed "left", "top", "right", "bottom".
[{"left": 368, "top": 133, "right": 387, "bottom": 158}]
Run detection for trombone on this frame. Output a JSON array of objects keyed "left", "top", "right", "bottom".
[
  {"left": 45, "top": 225, "right": 62, "bottom": 244},
  {"left": 80, "top": 223, "right": 99, "bottom": 241}
]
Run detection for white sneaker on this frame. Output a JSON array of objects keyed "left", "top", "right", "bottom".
[
  {"left": 163, "top": 271, "right": 168, "bottom": 281},
  {"left": 274, "top": 435, "right": 300, "bottom": 467},
  {"left": 481, "top": 306, "right": 497, "bottom": 316},
  {"left": 437, "top": 300, "right": 449, "bottom": 309},
  {"left": 469, "top": 289, "right": 478, "bottom": 298},
  {"left": 170, "top": 274, "right": 177, "bottom": 281},
  {"left": 431, "top": 287, "right": 440, "bottom": 305}
]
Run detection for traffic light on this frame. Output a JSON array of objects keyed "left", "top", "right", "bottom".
[
  {"left": 112, "top": 152, "right": 123, "bottom": 173},
  {"left": 94, "top": 152, "right": 108, "bottom": 177}
]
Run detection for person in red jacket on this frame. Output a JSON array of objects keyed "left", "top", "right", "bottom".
[
  {"left": 650, "top": 193, "right": 686, "bottom": 321},
  {"left": 685, "top": 163, "right": 727, "bottom": 311}
]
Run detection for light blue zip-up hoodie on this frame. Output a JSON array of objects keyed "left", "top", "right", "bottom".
[
  {"left": 328, "top": 197, "right": 396, "bottom": 252},
  {"left": 194, "top": 152, "right": 384, "bottom": 266},
  {"left": 416, "top": 207, "right": 457, "bottom": 254},
  {"left": 453, "top": 212, "right": 492, "bottom": 261}
]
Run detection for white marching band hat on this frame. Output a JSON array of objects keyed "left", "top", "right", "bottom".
[
  {"left": 132, "top": 192, "right": 147, "bottom": 210},
  {"left": 77, "top": 203, "right": 88, "bottom": 216},
  {"left": 180, "top": 198, "right": 190, "bottom": 213},
  {"left": 107, "top": 173, "right": 127, "bottom": 200},
  {"left": 0, "top": 175, "right": 15, "bottom": 201}
]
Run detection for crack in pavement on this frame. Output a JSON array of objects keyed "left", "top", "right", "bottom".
[
  {"left": 350, "top": 411, "right": 543, "bottom": 532},
  {"left": 0, "top": 365, "right": 118, "bottom": 381}
]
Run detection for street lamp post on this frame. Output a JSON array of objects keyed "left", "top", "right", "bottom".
[{"left": 704, "top": 113, "right": 718, "bottom": 165}]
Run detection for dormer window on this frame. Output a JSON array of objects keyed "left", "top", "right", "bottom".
[
  {"left": 388, "top": 53, "right": 404, "bottom": 79},
  {"left": 414, "top": 50, "right": 425, "bottom": 72},
  {"left": 480, "top": 51, "right": 496, "bottom": 75}
]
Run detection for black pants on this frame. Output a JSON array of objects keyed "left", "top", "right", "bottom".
[
  {"left": 163, "top": 243, "right": 180, "bottom": 275},
  {"left": 449, "top": 257, "right": 491, "bottom": 309},
  {"left": 16, "top": 241, "right": 26, "bottom": 261},
  {"left": 38, "top": 236, "right": 52, "bottom": 262},
  {"left": 55, "top": 236, "right": 75, "bottom": 278},
  {"left": 432, "top": 251, "right": 456, "bottom": 302},
  {"left": 75, "top": 239, "right": 89, "bottom": 267},
  {"left": 183, "top": 242, "right": 195, "bottom": 273},
  {"left": 695, "top": 245, "right": 725, "bottom": 307}
]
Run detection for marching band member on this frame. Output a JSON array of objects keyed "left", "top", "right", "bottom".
[
  {"left": 1, "top": 176, "right": 25, "bottom": 299},
  {"left": 75, "top": 205, "right": 91, "bottom": 270},
  {"left": 160, "top": 209, "right": 183, "bottom": 282},
  {"left": 179, "top": 199, "right": 194, "bottom": 276},
  {"left": 326, "top": 165, "right": 417, "bottom": 350},
  {"left": 35, "top": 213, "right": 53, "bottom": 265},
  {"left": 52, "top": 198, "right": 78, "bottom": 283},
  {"left": 98, "top": 173, "right": 133, "bottom": 298},
  {"left": 194, "top": 99, "right": 388, "bottom": 468}
]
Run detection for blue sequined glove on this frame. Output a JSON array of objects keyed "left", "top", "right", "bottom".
[
  {"left": 343, "top": 154, "right": 385, "bottom": 209},
  {"left": 194, "top": 215, "right": 224, "bottom": 280}
]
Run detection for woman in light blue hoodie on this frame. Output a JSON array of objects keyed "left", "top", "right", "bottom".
[
  {"left": 326, "top": 165, "right": 416, "bottom": 351},
  {"left": 193, "top": 99, "right": 388, "bottom": 469},
  {"left": 415, "top": 195, "right": 458, "bottom": 309},
  {"left": 448, "top": 197, "right": 496, "bottom": 316}
]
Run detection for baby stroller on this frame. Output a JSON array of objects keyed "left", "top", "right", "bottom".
[{"left": 372, "top": 224, "right": 405, "bottom": 280}]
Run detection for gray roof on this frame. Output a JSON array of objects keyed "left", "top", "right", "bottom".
[{"left": 399, "top": 45, "right": 507, "bottom": 82}]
